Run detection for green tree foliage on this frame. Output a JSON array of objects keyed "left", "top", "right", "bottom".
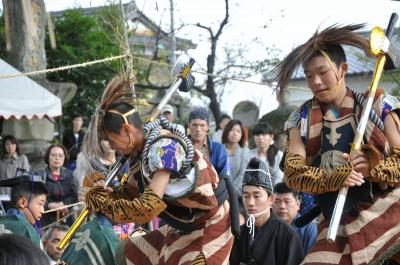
[{"left": 45, "top": 9, "right": 122, "bottom": 126}]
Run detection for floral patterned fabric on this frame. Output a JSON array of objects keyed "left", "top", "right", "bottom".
[{"left": 148, "top": 138, "right": 186, "bottom": 173}]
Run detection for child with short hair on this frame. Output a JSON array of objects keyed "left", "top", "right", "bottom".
[{"left": 0, "top": 172, "right": 48, "bottom": 248}]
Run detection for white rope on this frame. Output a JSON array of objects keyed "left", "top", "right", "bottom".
[
  {"left": 0, "top": 53, "right": 275, "bottom": 87},
  {"left": 246, "top": 206, "right": 270, "bottom": 239},
  {"left": 0, "top": 54, "right": 129, "bottom": 79}
]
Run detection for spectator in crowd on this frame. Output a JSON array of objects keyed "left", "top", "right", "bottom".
[
  {"left": 250, "top": 123, "right": 284, "bottom": 184},
  {"left": 0, "top": 135, "right": 30, "bottom": 196},
  {"left": 272, "top": 182, "right": 317, "bottom": 254},
  {"left": 188, "top": 107, "right": 229, "bottom": 176},
  {"left": 42, "top": 224, "right": 69, "bottom": 265},
  {"left": 35, "top": 144, "right": 78, "bottom": 227},
  {"left": 62, "top": 213, "right": 120, "bottom": 265},
  {"left": 230, "top": 157, "right": 305, "bottom": 265},
  {"left": 160, "top": 104, "right": 175, "bottom": 122},
  {"left": 160, "top": 104, "right": 185, "bottom": 133},
  {"left": 222, "top": 119, "right": 252, "bottom": 196},
  {"left": 212, "top": 114, "right": 231, "bottom": 143},
  {"left": 62, "top": 115, "right": 85, "bottom": 171},
  {"left": 0, "top": 172, "right": 48, "bottom": 248},
  {"left": 74, "top": 140, "right": 129, "bottom": 189},
  {"left": 0, "top": 234, "right": 50, "bottom": 265}
]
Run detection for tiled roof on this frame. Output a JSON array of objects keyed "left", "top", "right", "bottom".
[{"left": 51, "top": 3, "right": 196, "bottom": 49}]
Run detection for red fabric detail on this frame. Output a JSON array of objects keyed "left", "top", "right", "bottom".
[{"left": 52, "top": 173, "right": 60, "bottom": 182}]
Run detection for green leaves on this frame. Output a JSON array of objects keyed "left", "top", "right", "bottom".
[{"left": 46, "top": 9, "right": 120, "bottom": 126}]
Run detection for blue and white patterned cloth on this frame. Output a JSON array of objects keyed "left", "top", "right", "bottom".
[{"left": 148, "top": 137, "right": 186, "bottom": 174}]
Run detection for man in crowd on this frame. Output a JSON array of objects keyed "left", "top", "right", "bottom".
[
  {"left": 160, "top": 104, "right": 185, "bottom": 133},
  {"left": 272, "top": 182, "right": 317, "bottom": 253},
  {"left": 230, "top": 157, "right": 305, "bottom": 265},
  {"left": 188, "top": 107, "right": 229, "bottom": 176},
  {"left": 43, "top": 224, "right": 69, "bottom": 265},
  {"left": 62, "top": 115, "right": 85, "bottom": 170}
]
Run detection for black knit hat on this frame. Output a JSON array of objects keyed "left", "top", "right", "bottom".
[
  {"left": 189, "top": 107, "right": 209, "bottom": 123},
  {"left": 242, "top": 157, "right": 274, "bottom": 192}
]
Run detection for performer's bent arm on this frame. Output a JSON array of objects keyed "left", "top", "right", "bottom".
[
  {"left": 370, "top": 112, "right": 400, "bottom": 183},
  {"left": 86, "top": 170, "right": 170, "bottom": 224},
  {"left": 285, "top": 128, "right": 362, "bottom": 194}
]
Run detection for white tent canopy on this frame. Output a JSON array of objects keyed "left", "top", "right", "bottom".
[{"left": 0, "top": 59, "right": 61, "bottom": 119}]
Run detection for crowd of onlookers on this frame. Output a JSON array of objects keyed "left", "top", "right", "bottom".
[{"left": 0, "top": 106, "right": 317, "bottom": 264}]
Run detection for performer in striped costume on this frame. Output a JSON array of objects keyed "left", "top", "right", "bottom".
[
  {"left": 83, "top": 75, "right": 235, "bottom": 265},
  {"left": 275, "top": 24, "right": 400, "bottom": 265}
]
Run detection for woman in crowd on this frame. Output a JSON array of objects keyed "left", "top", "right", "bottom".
[
  {"left": 222, "top": 119, "right": 252, "bottom": 196},
  {"left": 74, "top": 140, "right": 129, "bottom": 189},
  {"left": 212, "top": 114, "right": 231, "bottom": 143},
  {"left": 35, "top": 144, "right": 77, "bottom": 227},
  {"left": 250, "top": 123, "right": 284, "bottom": 184},
  {"left": 0, "top": 135, "right": 30, "bottom": 196}
]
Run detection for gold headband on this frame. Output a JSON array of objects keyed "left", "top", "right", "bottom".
[{"left": 107, "top": 108, "right": 136, "bottom": 125}]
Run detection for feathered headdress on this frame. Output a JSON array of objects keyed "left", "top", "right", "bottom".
[
  {"left": 82, "top": 75, "right": 136, "bottom": 175},
  {"left": 275, "top": 24, "right": 370, "bottom": 99}
]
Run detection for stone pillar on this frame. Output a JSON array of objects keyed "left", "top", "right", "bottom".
[{"left": 3, "top": 0, "right": 76, "bottom": 170}]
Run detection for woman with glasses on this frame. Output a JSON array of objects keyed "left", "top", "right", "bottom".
[{"left": 35, "top": 144, "right": 78, "bottom": 227}]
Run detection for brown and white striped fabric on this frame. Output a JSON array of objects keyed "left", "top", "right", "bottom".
[
  {"left": 118, "top": 200, "right": 233, "bottom": 265},
  {"left": 302, "top": 187, "right": 400, "bottom": 265},
  {"left": 115, "top": 147, "right": 233, "bottom": 265},
  {"left": 167, "top": 148, "right": 219, "bottom": 212}
]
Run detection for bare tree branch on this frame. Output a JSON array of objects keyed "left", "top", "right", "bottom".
[
  {"left": 214, "top": 0, "right": 229, "bottom": 40},
  {"left": 194, "top": 22, "right": 213, "bottom": 37}
]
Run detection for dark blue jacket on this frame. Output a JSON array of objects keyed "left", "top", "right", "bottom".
[
  {"left": 292, "top": 213, "right": 317, "bottom": 254},
  {"left": 207, "top": 137, "right": 230, "bottom": 177}
]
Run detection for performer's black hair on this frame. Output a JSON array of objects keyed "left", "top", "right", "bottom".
[
  {"left": 103, "top": 102, "right": 143, "bottom": 134},
  {"left": 274, "top": 24, "right": 369, "bottom": 101}
]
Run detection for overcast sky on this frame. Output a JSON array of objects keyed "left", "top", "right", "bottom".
[{"left": 43, "top": 0, "right": 400, "bottom": 117}]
